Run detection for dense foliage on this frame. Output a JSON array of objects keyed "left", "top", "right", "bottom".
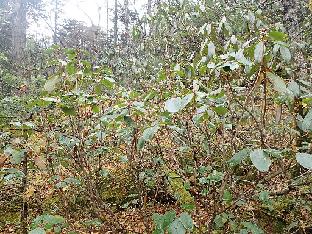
[{"left": 0, "top": 0, "right": 311, "bottom": 233}]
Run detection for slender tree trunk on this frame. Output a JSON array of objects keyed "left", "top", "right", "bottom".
[
  {"left": 147, "top": 0, "right": 152, "bottom": 15},
  {"left": 53, "top": 0, "right": 58, "bottom": 44},
  {"left": 124, "top": 0, "right": 129, "bottom": 44},
  {"left": 106, "top": 0, "right": 108, "bottom": 41},
  {"left": 114, "top": 0, "right": 118, "bottom": 45},
  {"left": 11, "top": 0, "right": 27, "bottom": 62}
]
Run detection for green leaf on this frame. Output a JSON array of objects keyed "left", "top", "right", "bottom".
[
  {"left": 4, "top": 147, "right": 24, "bottom": 164},
  {"left": 268, "top": 31, "right": 287, "bottom": 41},
  {"left": 44, "top": 77, "right": 59, "bottom": 93},
  {"left": 288, "top": 80, "right": 300, "bottom": 97},
  {"left": 165, "top": 98, "right": 182, "bottom": 113},
  {"left": 101, "top": 77, "right": 115, "bottom": 90},
  {"left": 213, "top": 106, "right": 228, "bottom": 116},
  {"left": 207, "top": 170, "right": 224, "bottom": 183},
  {"left": 250, "top": 149, "right": 272, "bottom": 172},
  {"left": 280, "top": 46, "right": 291, "bottom": 62},
  {"left": 241, "top": 222, "right": 264, "bottom": 234},
  {"left": 61, "top": 106, "right": 76, "bottom": 116},
  {"left": 158, "top": 70, "right": 167, "bottom": 81},
  {"left": 165, "top": 94, "right": 194, "bottom": 113},
  {"left": 99, "top": 169, "right": 109, "bottom": 178},
  {"left": 163, "top": 211, "right": 176, "bottom": 228},
  {"left": 142, "top": 125, "right": 159, "bottom": 140},
  {"left": 66, "top": 62, "right": 76, "bottom": 75},
  {"left": 83, "top": 218, "right": 103, "bottom": 227},
  {"left": 45, "top": 215, "right": 65, "bottom": 225},
  {"left": 178, "top": 213, "right": 193, "bottom": 230},
  {"left": 214, "top": 213, "right": 229, "bottom": 228},
  {"left": 29, "top": 227, "right": 46, "bottom": 234},
  {"left": 254, "top": 41, "right": 265, "bottom": 63},
  {"left": 168, "top": 219, "right": 185, "bottom": 234},
  {"left": 152, "top": 213, "right": 165, "bottom": 230},
  {"left": 296, "top": 153, "right": 312, "bottom": 169},
  {"left": 153, "top": 229, "right": 164, "bottom": 234},
  {"left": 33, "top": 214, "right": 65, "bottom": 226},
  {"left": 92, "top": 105, "right": 100, "bottom": 113},
  {"left": 302, "top": 109, "right": 312, "bottom": 131},
  {"left": 267, "top": 72, "right": 291, "bottom": 96},
  {"left": 258, "top": 191, "right": 270, "bottom": 203},
  {"left": 138, "top": 125, "right": 159, "bottom": 150},
  {"left": 228, "top": 148, "right": 250, "bottom": 166},
  {"left": 223, "top": 190, "right": 232, "bottom": 204}
]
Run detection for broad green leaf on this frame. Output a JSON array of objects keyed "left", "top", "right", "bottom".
[
  {"left": 223, "top": 190, "right": 232, "bottom": 204},
  {"left": 302, "top": 109, "right": 312, "bottom": 131},
  {"left": 45, "top": 215, "right": 65, "bottom": 225},
  {"left": 168, "top": 219, "right": 185, "bottom": 234},
  {"left": 99, "top": 169, "right": 109, "bottom": 177},
  {"left": 165, "top": 98, "right": 182, "bottom": 113},
  {"left": 250, "top": 149, "right": 272, "bottom": 172},
  {"left": 181, "top": 94, "right": 194, "bottom": 109},
  {"left": 213, "top": 106, "right": 228, "bottom": 116},
  {"left": 228, "top": 148, "right": 250, "bottom": 166},
  {"left": 254, "top": 41, "right": 265, "bottom": 63},
  {"left": 158, "top": 70, "right": 166, "bottom": 81},
  {"left": 153, "top": 229, "right": 164, "bottom": 234},
  {"left": 66, "top": 62, "right": 76, "bottom": 75},
  {"left": 33, "top": 214, "right": 65, "bottom": 226},
  {"left": 101, "top": 77, "right": 115, "bottom": 89},
  {"left": 178, "top": 213, "right": 193, "bottom": 230},
  {"left": 280, "top": 46, "right": 291, "bottom": 62},
  {"left": 267, "top": 72, "right": 291, "bottom": 96},
  {"left": 4, "top": 147, "right": 24, "bottom": 164},
  {"left": 61, "top": 106, "right": 76, "bottom": 116},
  {"left": 241, "top": 222, "right": 264, "bottom": 234},
  {"left": 207, "top": 170, "right": 224, "bottom": 183},
  {"left": 165, "top": 94, "right": 194, "bottom": 113},
  {"left": 137, "top": 139, "right": 145, "bottom": 150},
  {"left": 214, "top": 213, "right": 229, "bottom": 228},
  {"left": 92, "top": 105, "right": 100, "bottom": 113},
  {"left": 63, "top": 177, "right": 81, "bottom": 185},
  {"left": 29, "top": 227, "right": 46, "bottom": 234},
  {"left": 288, "top": 80, "right": 300, "bottom": 97},
  {"left": 142, "top": 125, "right": 159, "bottom": 142},
  {"left": 152, "top": 213, "right": 165, "bottom": 230},
  {"left": 83, "top": 218, "right": 102, "bottom": 227},
  {"left": 258, "top": 191, "right": 270, "bottom": 203},
  {"left": 138, "top": 125, "right": 159, "bottom": 150},
  {"left": 296, "top": 153, "right": 312, "bottom": 169},
  {"left": 163, "top": 211, "right": 176, "bottom": 228},
  {"left": 273, "top": 44, "right": 280, "bottom": 55},
  {"left": 44, "top": 76, "right": 59, "bottom": 93},
  {"left": 268, "top": 31, "right": 287, "bottom": 41}
]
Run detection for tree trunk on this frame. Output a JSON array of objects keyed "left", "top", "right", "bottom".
[
  {"left": 11, "top": 0, "right": 27, "bottom": 62},
  {"left": 114, "top": 0, "right": 118, "bottom": 45},
  {"left": 124, "top": 0, "right": 129, "bottom": 44},
  {"left": 147, "top": 0, "right": 152, "bottom": 15},
  {"left": 53, "top": 0, "right": 59, "bottom": 44}
]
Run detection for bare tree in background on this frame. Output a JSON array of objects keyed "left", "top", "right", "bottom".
[
  {"left": 114, "top": 0, "right": 118, "bottom": 45},
  {"left": 124, "top": 0, "right": 129, "bottom": 43},
  {"left": 147, "top": 0, "right": 152, "bottom": 15},
  {"left": 53, "top": 0, "right": 59, "bottom": 43},
  {"left": 10, "top": 0, "right": 27, "bottom": 62}
]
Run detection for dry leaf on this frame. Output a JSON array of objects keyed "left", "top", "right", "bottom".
[
  {"left": 24, "top": 185, "right": 35, "bottom": 199},
  {"left": 0, "top": 154, "right": 8, "bottom": 167},
  {"left": 34, "top": 156, "right": 47, "bottom": 170}
]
